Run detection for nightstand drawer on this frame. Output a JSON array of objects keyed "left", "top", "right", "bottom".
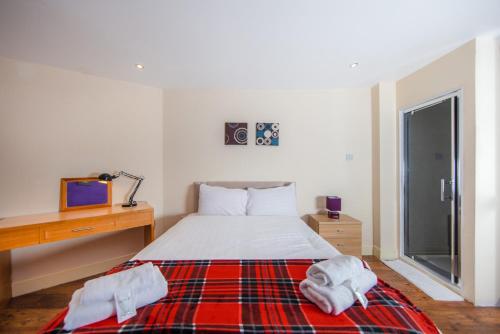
[
  {"left": 309, "top": 214, "right": 362, "bottom": 258},
  {"left": 326, "top": 238, "right": 362, "bottom": 257},
  {"left": 319, "top": 224, "right": 360, "bottom": 239},
  {"left": 40, "top": 217, "right": 116, "bottom": 243}
]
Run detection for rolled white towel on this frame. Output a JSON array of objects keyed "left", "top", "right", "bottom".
[
  {"left": 63, "top": 289, "right": 114, "bottom": 331},
  {"left": 64, "top": 266, "right": 168, "bottom": 331},
  {"left": 80, "top": 262, "right": 156, "bottom": 305},
  {"left": 306, "top": 255, "right": 364, "bottom": 287},
  {"left": 300, "top": 268, "right": 377, "bottom": 315}
]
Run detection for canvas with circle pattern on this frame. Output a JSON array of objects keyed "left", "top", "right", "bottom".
[
  {"left": 256, "top": 122, "right": 279, "bottom": 146},
  {"left": 225, "top": 122, "right": 248, "bottom": 145}
]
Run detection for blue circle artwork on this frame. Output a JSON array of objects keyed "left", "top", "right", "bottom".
[{"left": 256, "top": 123, "right": 279, "bottom": 146}]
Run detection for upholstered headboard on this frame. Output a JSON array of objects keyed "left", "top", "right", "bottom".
[{"left": 193, "top": 181, "right": 293, "bottom": 211}]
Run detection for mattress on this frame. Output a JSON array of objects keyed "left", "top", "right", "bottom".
[{"left": 133, "top": 214, "right": 341, "bottom": 260}]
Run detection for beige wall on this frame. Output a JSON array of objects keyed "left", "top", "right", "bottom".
[
  {"left": 396, "top": 40, "right": 476, "bottom": 302},
  {"left": 474, "top": 36, "right": 500, "bottom": 306},
  {"left": 496, "top": 37, "right": 500, "bottom": 307},
  {"left": 371, "top": 85, "right": 380, "bottom": 256},
  {"left": 378, "top": 82, "right": 398, "bottom": 260},
  {"left": 0, "top": 57, "right": 164, "bottom": 295},
  {"left": 163, "top": 89, "right": 374, "bottom": 255},
  {"left": 371, "top": 82, "right": 398, "bottom": 260}
]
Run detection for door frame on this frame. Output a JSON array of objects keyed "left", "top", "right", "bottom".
[{"left": 398, "top": 89, "right": 463, "bottom": 291}]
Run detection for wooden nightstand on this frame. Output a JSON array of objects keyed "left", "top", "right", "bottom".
[{"left": 308, "top": 214, "right": 362, "bottom": 258}]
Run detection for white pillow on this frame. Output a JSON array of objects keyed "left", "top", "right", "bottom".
[
  {"left": 246, "top": 183, "right": 298, "bottom": 216},
  {"left": 198, "top": 184, "right": 248, "bottom": 216}
]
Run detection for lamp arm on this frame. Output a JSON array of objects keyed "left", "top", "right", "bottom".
[
  {"left": 127, "top": 178, "right": 143, "bottom": 206},
  {"left": 118, "top": 171, "right": 143, "bottom": 181}
]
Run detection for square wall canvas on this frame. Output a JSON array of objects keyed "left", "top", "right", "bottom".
[
  {"left": 256, "top": 122, "right": 279, "bottom": 146},
  {"left": 225, "top": 122, "right": 248, "bottom": 145}
]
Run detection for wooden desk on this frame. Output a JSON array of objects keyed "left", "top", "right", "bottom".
[{"left": 0, "top": 202, "right": 154, "bottom": 307}]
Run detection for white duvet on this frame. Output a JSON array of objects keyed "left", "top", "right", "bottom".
[{"left": 133, "top": 215, "right": 340, "bottom": 260}]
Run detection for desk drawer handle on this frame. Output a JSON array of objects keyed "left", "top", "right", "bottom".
[
  {"left": 72, "top": 226, "right": 94, "bottom": 233},
  {"left": 336, "top": 243, "right": 345, "bottom": 247},
  {"left": 336, "top": 229, "right": 343, "bottom": 233}
]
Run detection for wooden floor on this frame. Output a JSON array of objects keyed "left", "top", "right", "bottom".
[{"left": 0, "top": 256, "right": 499, "bottom": 333}]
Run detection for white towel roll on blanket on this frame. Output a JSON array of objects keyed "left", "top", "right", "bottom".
[
  {"left": 306, "top": 255, "right": 364, "bottom": 287},
  {"left": 300, "top": 268, "right": 377, "bottom": 315},
  {"left": 79, "top": 262, "right": 156, "bottom": 305},
  {"left": 64, "top": 265, "right": 168, "bottom": 331}
]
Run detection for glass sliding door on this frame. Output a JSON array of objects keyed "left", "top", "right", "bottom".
[{"left": 402, "top": 94, "right": 460, "bottom": 285}]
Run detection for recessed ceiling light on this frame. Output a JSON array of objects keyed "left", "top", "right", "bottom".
[
  {"left": 135, "top": 63, "right": 144, "bottom": 70},
  {"left": 350, "top": 62, "right": 359, "bottom": 68}
]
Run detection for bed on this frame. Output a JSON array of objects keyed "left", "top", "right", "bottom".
[{"left": 41, "top": 182, "right": 440, "bottom": 333}]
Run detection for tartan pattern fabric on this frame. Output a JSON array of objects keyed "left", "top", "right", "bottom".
[{"left": 41, "top": 259, "right": 439, "bottom": 334}]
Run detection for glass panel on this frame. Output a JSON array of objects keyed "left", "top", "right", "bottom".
[{"left": 404, "top": 98, "right": 454, "bottom": 281}]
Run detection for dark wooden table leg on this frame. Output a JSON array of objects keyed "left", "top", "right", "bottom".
[
  {"left": 0, "top": 250, "right": 11, "bottom": 308},
  {"left": 144, "top": 221, "right": 155, "bottom": 246}
]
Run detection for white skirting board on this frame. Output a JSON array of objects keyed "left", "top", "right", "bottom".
[
  {"left": 382, "top": 259, "right": 463, "bottom": 301},
  {"left": 12, "top": 253, "right": 135, "bottom": 297}
]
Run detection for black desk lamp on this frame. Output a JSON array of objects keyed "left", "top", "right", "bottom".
[{"left": 98, "top": 171, "right": 144, "bottom": 207}]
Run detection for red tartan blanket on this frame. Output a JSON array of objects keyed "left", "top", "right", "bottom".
[{"left": 41, "top": 259, "right": 439, "bottom": 333}]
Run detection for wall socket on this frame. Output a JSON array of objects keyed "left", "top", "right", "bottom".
[{"left": 345, "top": 153, "right": 354, "bottom": 161}]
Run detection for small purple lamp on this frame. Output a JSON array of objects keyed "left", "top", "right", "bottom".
[{"left": 326, "top": 196, "right": 341, "bottom": 219}]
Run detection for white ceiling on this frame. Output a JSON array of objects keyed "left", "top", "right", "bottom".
[{"left": 0, "top": 0, "right": 499, "bottom": 89}]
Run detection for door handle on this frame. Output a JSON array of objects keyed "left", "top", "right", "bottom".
[
  {"left": 441, "top": 178, "right": 455, "bottom": 202},
  {"left": 440, "top": 179, "right": 445, "bottom": 202}
]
